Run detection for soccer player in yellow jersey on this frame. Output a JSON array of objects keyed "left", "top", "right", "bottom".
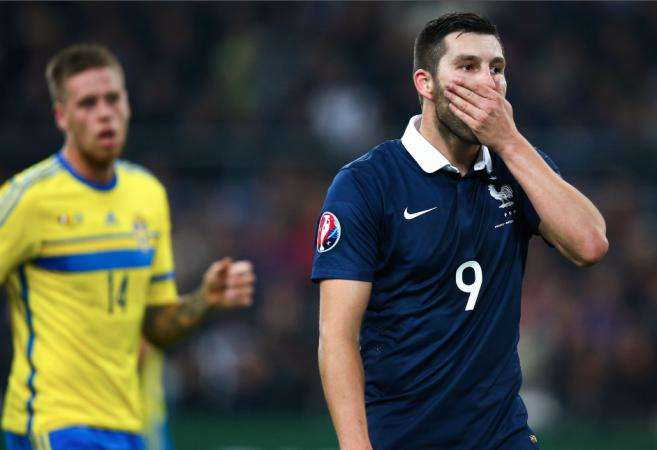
[{"left": 0, "top": 44, "right": 256, "bottom": 450}]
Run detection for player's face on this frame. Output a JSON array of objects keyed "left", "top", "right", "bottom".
[
  {"left": 433, "top": 32, "right": 506, "bottom": 144},
  {"left": 55, "top": 67, "right": 131, "bottom": 168}
]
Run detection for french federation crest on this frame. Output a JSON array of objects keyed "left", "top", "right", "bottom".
[
  {"left": 488, "top": 184, "right": 514, "bottom": 208},
  {"left": 316, "top": 212, "right": 341, "bottom": 253}
]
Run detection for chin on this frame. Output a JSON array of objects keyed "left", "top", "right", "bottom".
[
  {"left": 83, "top": 147, "right": 122, "bottom": 168},
  {"left": 436, "top": 110, "right": 480, "bottom": 145},
  {"left": 456, "top": 129, "right": 480, "bottom": 145}
]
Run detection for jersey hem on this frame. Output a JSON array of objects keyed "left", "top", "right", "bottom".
[{"left": 1, "top": 419, "right": 143, "bottom": 436}]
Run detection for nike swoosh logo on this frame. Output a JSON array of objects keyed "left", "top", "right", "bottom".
[{"left": 403, "top": 207, "right": 438, "bottom": 220}]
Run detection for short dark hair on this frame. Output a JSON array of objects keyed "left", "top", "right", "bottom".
[
  {"left": 45, "top": 44, "right": 124, "bottom": 104},
  {"left": 413, "top": 12, "right": 501, "bottom": 76}
]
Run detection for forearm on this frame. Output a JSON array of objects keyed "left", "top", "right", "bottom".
[
  {"left": 319, "top": 334, "right": 372, "bottom": 450},
  {"left": 142, "top": 290, "right": 210, "bottom": 348},
  {"left": 499, "top": 135, "right": 608, "bottom": 265}
]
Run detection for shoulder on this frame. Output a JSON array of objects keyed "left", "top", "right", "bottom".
[
  {"left": 8, "top": 155, "right": 63, "bottom": 190},
  {"left": 325, "top": 141, "right": 403, "bottom": 211},
  {"left": 341, "top": 140, "right": 403, "bottom": 173},
  {"left": 116, "top": 160, "right": 167, "bottom": 195},
  {"left": 334, "top": 140, "right": 403, "bottom": 189},
  {"left": 116, "top": 159, "right": 157, "bottom": 180},
  {"left": 0, "top": 156, "right": 63, "bottom": 221}
]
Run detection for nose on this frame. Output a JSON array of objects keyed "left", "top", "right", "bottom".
[
  {"left": 96, "top": 99, "right": 113, "bottom": 121},
  {"left": 478, "top": 68, "right": 496, "bottom": 89}
]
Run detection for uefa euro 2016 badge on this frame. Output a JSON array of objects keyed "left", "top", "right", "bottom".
[{"left": 316, "top": 212, "right": 341, "bottom": 253}]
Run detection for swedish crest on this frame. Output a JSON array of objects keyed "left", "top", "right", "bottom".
[{"left": 488, "top": 184, "right": 514, "bottom": 208}]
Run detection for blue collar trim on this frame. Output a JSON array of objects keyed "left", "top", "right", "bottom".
[{"left": 56, "top": 152, "right": 117, "bottom": 191}]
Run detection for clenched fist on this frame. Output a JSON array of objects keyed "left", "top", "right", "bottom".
[{"left": 201, "top": 258, "right": 256, "bottom": 309}]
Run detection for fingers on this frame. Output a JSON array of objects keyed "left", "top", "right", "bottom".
[
  {"left": 224, "top": 285, "right": 255, "bottom": 307},
  {"left": 227, "top": 260, "right": 256, "bottom": 286},
  {"left": 206, "top": 257, "right": 232, "bottom": 279},
  {"left": 448, "top": 102, "right": 478, "bottom": 131},
  {"left": 493, "top": 77, "right": 506, "bottom": 95},
  {"left": 223, "top": 282, "right": 255, "bottom": 307},
  {"left": 445, "top": 81, "right": 488, "bottom": 105},
  {"left": 224, "top": 259, "right": 256, "bottom": 307},
  {"left": 453, "top": 77, "right": 497, "bottom": 99},
  {"left": 228, "top": 260, "right": 254, "bottom": 277},
  {"left": 202, "top": 258, "right": 256, "bottom": 308},
  {"left": 444, "top": 88, "right": 486, "bottom": 122}
]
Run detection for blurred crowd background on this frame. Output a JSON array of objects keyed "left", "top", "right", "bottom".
[{"left": 1, "top": 2, "right": 657, "bottom": 447}]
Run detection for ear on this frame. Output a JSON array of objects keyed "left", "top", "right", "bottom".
[
  {"left": 413, "top": 69, "right": 436, "bottom": 104},
  {"left": 53, "top": 102, "right": 67, "bottom": 132}
]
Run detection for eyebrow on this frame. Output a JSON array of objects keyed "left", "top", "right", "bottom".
[
  {"left": 76, "top": 90, "right": 121, "bottom": 103},
  {"left": 77, "top": 94, "right": 98, "bottom": 104},
  {"left": 453, "top": 54, "right": 506, "bottom": 65}
]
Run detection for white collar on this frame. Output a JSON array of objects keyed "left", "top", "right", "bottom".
[{"left": 400, "top": 115, "right": 493, "bottom": 174}]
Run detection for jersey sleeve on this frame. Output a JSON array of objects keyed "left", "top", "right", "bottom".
[
  {"left": 147, "top": 185, "right": 178, "bottom": 305},
  {"left": 311, "top": 168, "right": 381, "bottom": 282},
  {"left": 0, "top": 180, "right": 41, "bottom": 283},
  {"left": 519, "top": 148, "right": 561, "bottom": 236}
]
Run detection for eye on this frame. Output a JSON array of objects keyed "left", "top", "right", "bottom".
[
  {"left": 460, "top": 64, "right": 474, "bottom": 72},
  {"left": 78, "top": 97, "right": 97, "bottom": 108},
  {"left": 105, "top": 92, "right": 120, "bottom": 104},
  {"left": 491, "top": 66, "right": 503, "bottom": 75}
]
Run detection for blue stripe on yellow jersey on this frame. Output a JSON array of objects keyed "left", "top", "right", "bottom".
[
  {"left": 0, "top": 153, "right": 178, "bottom": 436},
  {"left": 150, "top": 272, "right": 175, "bottom": 283},
  {"left": 34, "top": 249, "right": 155, "bottom": 272}
]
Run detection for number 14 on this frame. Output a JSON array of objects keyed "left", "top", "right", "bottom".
[{"left": 107, "top": 271, "right": 129, "bottom": 313}]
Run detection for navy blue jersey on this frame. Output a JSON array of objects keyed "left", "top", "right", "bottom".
[{"left": 312, "top": 116, "right": 558, "bottom": 450}]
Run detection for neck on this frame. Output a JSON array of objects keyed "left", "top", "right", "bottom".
[
  {"left": 62, "top": 141, "right": 115, "bottom": 185},
  {"left": 418, "top": 106, "right": 480, "bottom": 175}
]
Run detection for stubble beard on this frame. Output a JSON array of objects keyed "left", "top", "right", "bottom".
[
  {"left": 433, "top": 82, "right": 480, "bottom": 145},
  {"left": 74, "top": 125, "right": 128, "bottom": 172}
]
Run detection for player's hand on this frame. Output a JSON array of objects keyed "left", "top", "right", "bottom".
[
  {"left": 200, "top": 258, "right": 255, "bottom": 309},
  {"left": 443, "top": 77, "right": 522, "bottom": 155}
]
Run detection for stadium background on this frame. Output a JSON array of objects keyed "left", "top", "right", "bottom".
[{"left": 1, "top": 2, "right": 656, "bottom": 449}]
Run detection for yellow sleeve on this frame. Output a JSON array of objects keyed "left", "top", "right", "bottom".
[
  {"left": 0, "top": 180, "right": 41, "bottom": 283},
  {"left": 147, "top": 184, "right": 178, "bottom": 305}
]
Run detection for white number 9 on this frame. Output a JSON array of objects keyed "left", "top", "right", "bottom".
[{"left": 455, "top": 260, "right": 482, "bottom": 311}]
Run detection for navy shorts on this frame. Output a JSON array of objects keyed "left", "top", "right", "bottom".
[{"left": 5, "top": 426, "right": 145, "bottom": 450}]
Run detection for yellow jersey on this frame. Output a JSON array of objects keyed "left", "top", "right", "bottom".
[{"left": 0, "top": 152, "right": 178, "bottom": 436}]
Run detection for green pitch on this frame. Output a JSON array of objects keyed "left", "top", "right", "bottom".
[{"left": 169, "top": 413, "right": 657, "bottom": 450}]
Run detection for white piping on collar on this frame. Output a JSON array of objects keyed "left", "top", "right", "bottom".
[{"left": 400, "top": 115, "right": 492, "bottom": 174}]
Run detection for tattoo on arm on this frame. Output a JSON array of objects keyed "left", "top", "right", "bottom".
[{"left": 142, "top": 290, "right": 210, "bottom": 348}]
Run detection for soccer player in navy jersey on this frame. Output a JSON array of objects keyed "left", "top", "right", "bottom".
[{"left": 312, "top": 12, "right": 607, "bottom": 450}]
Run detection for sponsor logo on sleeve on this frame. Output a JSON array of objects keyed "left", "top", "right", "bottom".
[{"left": 316, "top": 212, "right": 341, "bottom": 253}]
